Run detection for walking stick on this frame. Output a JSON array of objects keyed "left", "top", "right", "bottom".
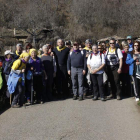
[
  {"left": 10, "top": 94, "right": 12, "bottom": 105},
  {"left": 31, "top": 73, "right": 34, "bottom": 105}
]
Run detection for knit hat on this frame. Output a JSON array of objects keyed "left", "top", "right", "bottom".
[
  {"left": 20, "top": 52, "right": 30, "bottom": 58},
  {"left": 29, "top": 49, "right": 38, "bottom": 56}
]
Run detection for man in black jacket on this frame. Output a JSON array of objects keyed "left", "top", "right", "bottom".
[
  {"left": 67, "top": 42, "right": 86, "bottom": 101},
  {"left": 53, "top": 39, "right": 70, "bottom": 99}
]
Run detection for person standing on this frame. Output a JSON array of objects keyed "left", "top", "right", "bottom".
[
  {"left": 83, "top": 39, "right": 93, "bottom": 98},
  {"left": 127, "top": 36, "right": 133, "bottom": 52},
  {"left": 126, "top": 41, "right": 140, "bottom": 101},
  {"left": 67, "top": 42, "right": 86, "bottom": 101},
  {"left": 87, "top": 45, "right": 106, "bottom": 101},
  {"left": 14, "top": 43, "right": 23, "bottom": 60},
  {"left": 105, "top": 38, "right": 123, "bottom": 100},
  {"left": 53, "top": 39, "right": 70, "bottom": 99},
  {"left": 41, "top": 45, "right": 57, "bottom": 101},
  {"left": 8, "top": 52, "right": 30, "bottom": 108}
]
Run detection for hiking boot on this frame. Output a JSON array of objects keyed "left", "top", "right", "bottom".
[
  {"left": 79, "top": 96, "right": 83, "bottom": 101},
  {"left": 92, "top": 96, "right": 98, "bottom": 101},
  {"left": 117, "top": 95, "right": 121, "bottom": 100},
  {"left": 107, "top": 94, "right": 114, "bottom": 100},
  {"left": 101, "top": 98, "right": 106, "bottom": 101},
  {"left": 83, "top": 93, "right": 86, "bottom": 99},
  {"left": 73, "top": 95, "right": 77, "bottom": 100},
  {"left": 11, "top": 104, "right": 20, "bottom": 108}
]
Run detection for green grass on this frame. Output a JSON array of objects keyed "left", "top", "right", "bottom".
[{"left": 137, "top": 101, "right": 140, "bottom": 106}]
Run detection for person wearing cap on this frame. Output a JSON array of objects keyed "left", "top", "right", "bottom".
[
  {"left": 53, "top": 39, "right": 70, "bottom": 99},
  {"left": 41, "top": 45, "right": 57, "bottom": 101},
  {"left": 127, "top": 36, "right": 133, "bottom": 52},
  {"left": 27, "top": 49, "right": 47, "bottom": 104},
  {"left": 8, "top": 52, "right": 30, "bottom": 108},
  {"left": 2, "top": 50, "right": 14, "bottom": 98},
  {"left": 67, "top": 42, "right": 86, "bottom": 101},
  {"left": 83, "top": 39, "right": 93, "bottom": 98},
  {"left": 14, "top": 43, "right": 23, "bottom": 59}
]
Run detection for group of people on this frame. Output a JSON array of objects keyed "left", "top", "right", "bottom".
[{"left": 0, "top": 35, "right": 140, "bottom": 108}]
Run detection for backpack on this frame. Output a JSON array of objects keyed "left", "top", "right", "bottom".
[
  {"left": 106, "top": 48, "right": 118, "bottom": 57},
  {"left": 90, "top": 52, "right": 102, "bottom": 61},
  {"left": 3, "top": 60, "right": 15, "bottom": 75}
]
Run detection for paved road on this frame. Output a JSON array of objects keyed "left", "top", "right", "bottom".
[{"left": 0, "top": 97, "right": 140, "bottom": 140}]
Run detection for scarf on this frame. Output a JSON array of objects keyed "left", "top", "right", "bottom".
[
  {"left": 83, "top": 46, "right": 92, "bottom": 51},
  {"left": 73, "top": 49, "right": 80, "bottom": 53},
  {"left": 109, "top": 47, "right": 116, "bottom": 53},
  {"left": 16, "top": 50, "right": 21, "bottom": 56},
  {"left": 57, "top": 46, "right": 66, "bottom": 52},
  {"left": 5, "top": 58, "right": 12, "bottom": 62}
]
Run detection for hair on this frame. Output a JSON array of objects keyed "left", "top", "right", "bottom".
[
  {"left": 42, "top": 44, "right": 50, "bottom": 50},
  {"left": 92, "top": 44, "right": 98, "bottom": 49},
  {"left": 109, "top": 38, "right": 116, "bottom": 44},
  {"left": 16, "top": 43, "right": 22, "bottom": 48},
  {"left": 57, "top": 39, "right": 65, "bottom": 43},
  {"left": 25, "top": 43, "right": 33, "bottom": 50},
  {"left": 133, "top": 41, "right": 140, "bottom": 54}
]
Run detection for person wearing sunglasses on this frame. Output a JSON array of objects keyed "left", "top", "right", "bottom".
[
  {"left": 105, "top": 38, "right": 123, "bottom": 100},
  {"left": 67, "top": 42, "right": 86, "bottom": 101},
  {"left": 126, "top": 41, "right": 140, "bottom": 102}
]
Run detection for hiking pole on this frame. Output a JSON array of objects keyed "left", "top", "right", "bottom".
[
  {"left": 31, "top": 73, "right": 34, "bottom": 105},
  {"left": 10, "top": 94, "right": 12, "bottom": 105},
  {"left": 23, "top": 73, "right": 26, "bottom": 109}
]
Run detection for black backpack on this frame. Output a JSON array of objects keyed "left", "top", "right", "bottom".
[{"left": 3, "top": 60, "right": 15, "bottom": 75}]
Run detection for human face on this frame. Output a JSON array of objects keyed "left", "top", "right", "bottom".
[
  {"left": 24, "top": 56, "right": 30, "bottom": 62},
  {"left": 6, "top": 54, "right": 12, "bottom": 59},
  {"left": 101, "top": 43, "right": 106, "bottom": 49},
  {"left": 127, "top": 39, "right": 132, "bottom": 44},
  {"left": 86, "top": 43, "right": 92, "bottom": 48},
  {"left": 43, "top": 47, "right": 49, "bottom": 54},
  {"left": 73, "top": 43, "right": 79, "bottom": 50},
  {"left": 26, "top": 47, "right": 31, "bottom": 53},
  {"left": 109, "top": 40, "right": 115, "bottom": 48},
  {"left": 134, "top": 43, "right": 139, "bottom": 51},
  {"left": 98, "top": 46, "right": 103, "bottom": 52},
  {"left": 92, "top": 46, "right": 98, "bottom": 53},
  {"left": 31, "top": 51, "right": 37, "bottom": 59},
  {"left": 124, "top": 46, "right": 129, "bottom": 53},
  {"left": 57, "top": 40, "right": 64, "bottom": 47},
  {"left": 16, "top": 46, "right": 22, "bottom": 53}
]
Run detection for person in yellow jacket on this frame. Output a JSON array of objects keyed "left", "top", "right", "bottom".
[{"left": 11, "top": 52, "right": 30, "bottom": 108}]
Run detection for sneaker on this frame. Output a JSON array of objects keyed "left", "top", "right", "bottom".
[
  {"left": 79, "top": 96, "right": 83, "bottom": 101},
  {"left": 11, "top": 104, "right": 20, "bottom": 108},
  {"left": 73, "top": 95, "right": 77, "bottom": 100},
  {"left": 117, "top": 95, "right": 121, "bottom": 100},
  {"left": 107, "top": 94, "right": 114, "bottom": 100},
  {"left": 40, "top": 101, "right": 44, "bottom": 104},
  {"left": 92, "top": 96, "right": 98, "bottom": 101},
  {"left": 135, "top": 97, "right": 139, "bottom": 102},
  {"left": 101, "top": 98, "right": 106, "bottom": 101}
]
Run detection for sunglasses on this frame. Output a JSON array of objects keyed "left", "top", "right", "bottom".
[
  {"left": 110, "top": 43, "right": 115, "bottom": 44},
  {"left": 74, "top": 44, "right": 78, "bottom": 46},
  {"left": 134, "top": 45, "right": 139, "bottom": 46},
  {"left": 98, "top": 48, "right": 102, "bottom": 49}
]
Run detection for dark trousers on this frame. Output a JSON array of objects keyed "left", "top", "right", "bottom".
[
  {"left": 33, "top": 75, "right": 43, "bottom": 101},
  {"left": 131, "top": 75, "right": 140, "bottom": 98},
  {"left": 56, "top": 65, "right": 68, "bottom": 95},
  {"left": 120, "top": 73, "right": 131, "bottom": 97},
  {"left": 71, "top": 67, "right": 84, "bottom": 96},
  {"left": 106, "top": 66, "right": 121, "bottom": 96},
  {"left": 44, "top": 75, "right": 53, "bottom": 101},
  {"left": 25, "top": 79, "right": 31, "bottom": 100},
  {"left": 91, "top": 73, "right": 104, "bottom": 98},
  {"left": 12, "top": 82, "right": 23, "bottom": 105}
]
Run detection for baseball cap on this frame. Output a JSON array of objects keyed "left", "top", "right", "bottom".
[
  {"left": 127, "top": 36, "right": 132, "bottom": 40},
  {"left": 4, "top": 50, "right": 14, "bottom": 56}
]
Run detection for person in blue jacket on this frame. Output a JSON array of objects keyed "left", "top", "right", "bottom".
[{"left": 126, "top": 41, "right": 140, "bottom": 102}]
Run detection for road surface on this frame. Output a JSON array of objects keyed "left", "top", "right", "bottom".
[{"left": 0, "top": 97, "right": 140, "bottom": 140}]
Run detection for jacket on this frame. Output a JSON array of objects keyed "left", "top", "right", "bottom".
[{"left": 126, "top": 53, "right": 135, "bottom": 76}]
